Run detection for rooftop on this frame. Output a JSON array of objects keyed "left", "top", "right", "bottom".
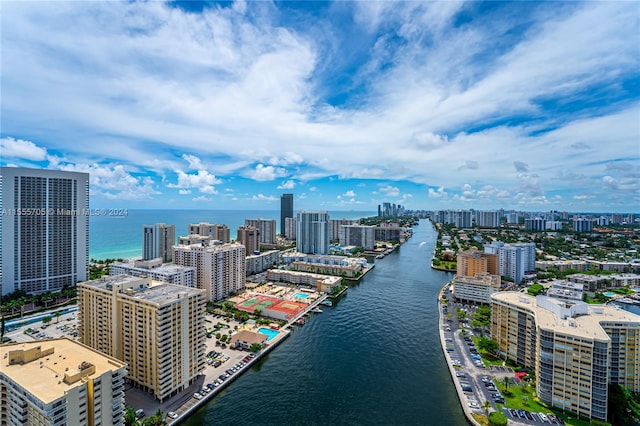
[
  {"left": 492, "top": 292, "right": 640, "bottom": 341},
  {"left": 0, "top": 338, "right": 126, "bottom": 404}
]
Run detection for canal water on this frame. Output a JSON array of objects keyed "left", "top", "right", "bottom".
[{"left": 184, "top": 220, "right": 466, "bottom": 425}]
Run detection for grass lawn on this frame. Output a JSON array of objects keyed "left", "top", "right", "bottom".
[
  {"left": 497, "top": 381, "right": 611, "bottom": 426},
  {"left": 471, "top": 413, "right": 488, "bottom": 426}
]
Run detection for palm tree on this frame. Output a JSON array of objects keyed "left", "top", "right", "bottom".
[
  {"left": 54, "top": 311, "right": 61, "bottom": 323},
  {"left": 482, "top": 400, "right": 491, "bottom": 418},
  {"left": 502, "top": 376, "right": 510, "bottom": 391}
]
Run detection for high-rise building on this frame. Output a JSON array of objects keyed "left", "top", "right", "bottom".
[
  {"left": 339, "top": 225, "right": 375, "bottom": 250},
  {"left": 454, "top": 210, "right": 472, "bottom": 228},
  {"left": 280, "top": 194, "right": 293, "bottom": 236},
  {"left": 524, "top": 218, "right": 546, "bottom": 231},
  {"left": 188, "top": 222, "right": 230, "bottom": 243},
  {"left": 475, "top": 210, "right": 500, "bottom": 228},
  {"left": 456, "top": 248, "right": 498, "bottom": 277},
  {"left": 142, "top": 223, "right": 175, "bottom": 263},
  {"left": 173, "top": 242, "right": 246, "bottom": 301},
  {"left": 329, "top": 218, "right": 358, "bottom": 242},
  {"left": 245, "top": 218, "right": 276, "bottom": 244},
  {"left": 573, "top": 217, "right": 594, "bottom": 233},
  {"left": 78, "top": 275, "right": 206, "bottom": 402},
  {"left": 485, "top": 242, "right": 536, "bottom": 284},
  {"left": 284, "top": 217, "right": 296, "bottom": 240},
  {"left": 0, "top": 338, "right": 127, "bottom": 426},
  {"left": 491, "top": 292, "right": 640, "bottom": 421},
  {"left": 0, "top": 167, "right": 89, "bottom": 296},
  {"left": 296, "top": 211, "right": 329, "bottom": 255},
  {"left": 237, "top": 225, "right": 260, "bottom": 254}
]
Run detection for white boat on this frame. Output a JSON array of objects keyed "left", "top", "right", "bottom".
[{"left": 311, "top": 307, "right": 323, "bottom": 313}]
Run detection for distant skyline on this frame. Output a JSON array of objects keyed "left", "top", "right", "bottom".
[{"left": 1, "top": 1, "right": 638, "bottom": 212}]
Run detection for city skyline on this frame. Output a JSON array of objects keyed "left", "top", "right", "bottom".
[{"left": 1, "top": 1, "right": 638, "bottom": 212}]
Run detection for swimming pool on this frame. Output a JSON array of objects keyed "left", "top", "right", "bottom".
[
  {"left": 5, "top": 306, "right": 78, "bottom": 330},
  {"left": 258, "top": 327, "right": 279, "bottom": 342},
  {"left": 294, "top": 293, "right": 309, "bottom": 299},
  {"left": 604, "top": 292, "right": 616, "bottom": 297}
]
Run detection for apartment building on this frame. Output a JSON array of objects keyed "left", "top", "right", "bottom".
[
  {"left": 457, "top": 248, "right": 498, "bottom": 278},
  {"left": 339, "top": 225, "right": 375, "bottom": 250},
  {"left": 491, "top": 292, "right": 640, "bottom": 421},
  {"left": 453, "top": 273, "right": 501, "bottom": 304},
  {"left": 484, "top": 241, "right": 536, "bottom": 284},
  {"left": 142, "top": 223, "right": 175, "bottom": 263},
  {"left": 109, "top": 258, "right": 196, "bottom": 287},
  {"left": 0, "top": 167, "right": 89, "bottom": 296},
  {"left": 245, "top": 218, "right": 276, "bottom": 244},
  {"left": 237, "top": 225, "right": 260, "bottom": 254},
  {"left": 77, "top": 275, "right": 206, "bottom": 402},
  {"left": 245, "top": 250, "right": 279, "bottom": 276},
  {"left": 0, "top": 338, "right": 127, "bottom": 426},
  {"left": 173, "top": 242, "right": 246, "bottom": 301},
  {"left": 188, "top": 223, "right": 230, "bottom": 243},
  {"left": 296, "top": 211, "right": 330, "bottom": 255},
  {"left": 329, "top": 218, "right": 358, "bottom": 242}
]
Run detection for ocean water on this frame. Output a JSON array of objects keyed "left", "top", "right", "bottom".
[{"left": 89, "top": 209, "right": 375, "bottom": 260}]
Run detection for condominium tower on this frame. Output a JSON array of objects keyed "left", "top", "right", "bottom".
[
  {"left": 142, "top": 223, "right": 175, "bottom": 263},
  {"left": 0, "top": 167, "right": 89, "bottom": 296},
  {"left": 0, "top": 338, "right": 127, "bottom": 426},
  {"left": 456, "top": 248, "right": 498, "bottom": 278},
  {"left": 296, "top": 210, "right": 329, "bottom": 255},
  {"left": 491, "top": 292, "right": 640, "bottom": 421},
  {"left": 188, "top": 222, "right": 230, "bottom": 243},
  {"left": 245, "top": 218, "right": 276, "bottom": 244},
  {"left": 78, "top": 275, "right": 206, "bottom": 402},
  {"left": 173, "top": 242, "right": 246, "bottom": 301},
  {"left": 484, "top": 241, "right": 536, "bottom": 284},
  {"left": 339, "top": 225, "right": 375, "bottom": 250},
  {"left": 237, "top": 225, "right": 260, "bottom": 254},
  {"left": 280, "top": 193, "right": 293, "bottom": 236}
]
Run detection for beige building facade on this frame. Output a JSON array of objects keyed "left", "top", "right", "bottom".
[
  {"left": 78, "top": 275, "right": 206, "bottom": 402},
  {"left": 0, "top": 338, "right": 127, "bottom": 426}
]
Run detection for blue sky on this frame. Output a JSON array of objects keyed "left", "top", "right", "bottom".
[{"left": 1, "top": 1, "right": 638, "bottom": 212}]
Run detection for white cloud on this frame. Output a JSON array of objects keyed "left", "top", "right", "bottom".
[
  {"left": 192, "top": 195, "right": 210, "bottom": 202},
  {"left": 182, "top": 154, "right": 205, "bottom": 170},
  {"left": 168, "top": 169, "right": 221, "bottom": 194},
  {"left": 251, "top": 193, "right": 278, "bottom": 201},
  {"left": 58, "top": 162, "right": 160, "bottom": 200},
  {"left": 277, "top": 179, "right": 296, "bottom": 189},
  {"left": 428, "top": 187, "right": 446, "bottom": 198},
  {"left": 379, "top": 185, "right": 400, "bottom": 197},
  {"left": 178, "top": 189, "right": 191, "bottom": 195},
  {"left": 248, "top": 164, "right": 287, "bottom": 181},
  {"left": 1, "top": 137, "right": 47, "bottom": 160},
  {"left": 343, "top": 190, "right": 356, "bottom": 198}
]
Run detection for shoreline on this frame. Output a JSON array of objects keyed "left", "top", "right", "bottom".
[{"left": 437, "top": 281, "right": 481, "bottom": 426}]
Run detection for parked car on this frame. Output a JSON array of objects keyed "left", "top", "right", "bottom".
[
  {"left": 167, "top": 412, "right": 178, "bottom": 419},
  {"left": 193, "top": 393, "right": 203, "bottom": 400}
]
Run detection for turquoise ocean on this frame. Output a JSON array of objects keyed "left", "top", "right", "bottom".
[{"left": 89, "top": 209, "right": 376, "bottom": 260}]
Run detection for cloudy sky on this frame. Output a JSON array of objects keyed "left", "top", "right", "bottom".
[{"left": 1, "top": 1, "right": 638, "bottom": 213}]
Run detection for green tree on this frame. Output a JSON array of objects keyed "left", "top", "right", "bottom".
[
  {"left": 502, "top": 376, "right": 510, "bottom": 391},
  {"left": 477, "top": 337, "right": 500, "bottom": 358},
  {"left": 42, "top": 316, "right": 52, "bottom": 325},
  {"left": 482, "top": 400, "right": 492, "bottom": 418},
  {"left": 250, "top": 343, "right": 262, "bottom": 353},
  {"left": 141, "top": 409, "right": 166, "bottom": 426},
  {"left": 124, "top": 407, "right": 138, "bottom": 426},
  {"left": 54, "top": 311, "right": 61, "bottom": 323},
  {"left": 1, "top": 315, "right": 5, "bottom": 342}
]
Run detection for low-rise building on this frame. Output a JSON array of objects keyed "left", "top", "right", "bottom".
[
  {"left": 246, "top": 250, "right": 280, "bottom": 276},
  {"left": 230, "top": 330, "right": 268, "bottom": 350},
  {"left": 265, "top": 269, "right": 342, "bottom": 293},
  {"left": 452, "top": 273, "right": 501, "bottom": 304},
  {"left": 109, "top": 258, "right": 196, "bottom": 287}
]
